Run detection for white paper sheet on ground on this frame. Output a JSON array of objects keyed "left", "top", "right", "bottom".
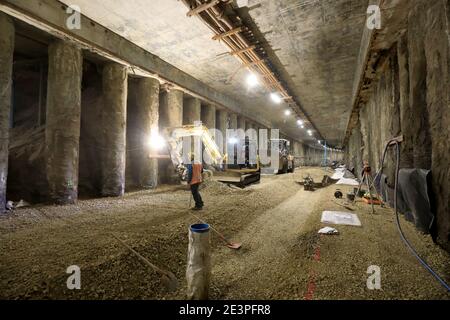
[
  {"left": 318, "top": 227, "right": 339, "bottom": 235},
  {"left": 331, "top": 168, "right": 346, "bottom": 180},
  {"left": 332, "top": 172, "right": 344, "bottom": 179},
  {"left": 336, "top": 178, "right": 360, "bottom": 186},
  {"left": 321, "top": 211, "right": 362, "bottom": 227}
]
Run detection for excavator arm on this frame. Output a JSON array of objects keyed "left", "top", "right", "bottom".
[
  {"left": 163, "top": 124, "right": 223, "bottom": 167},
  {"left": 151, "top": 123, "right": 260, "bottom": 188}
]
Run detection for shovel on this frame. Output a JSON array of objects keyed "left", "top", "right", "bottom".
[
  {"left": 111, "top": 233, "right": 178, "bottom": 292},
  {"left": 333, "top": 201, "right": 355, "bottom": 211},
  {"left": 189, "top": 212, "right": 242, "bottom": 250}
]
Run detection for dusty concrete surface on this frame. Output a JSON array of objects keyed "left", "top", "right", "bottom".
[
  {"left": 230, "top": 114, "right": 238, "bottom": 131},
  {"left": 101, "top": 63, "right": 128, "bottom": 197},
  {"left": 237, "top": 116, "right": 246, "bottom": 132},
  {"left": 183, "top": 97, "right": 201, "bottom": 125},
  {"left": 159, "top": 89, "right": 183, "bottom": 184},
  {"left": 0, "top": 13, "right": 14, "bottom": 212},
  {"left": 127, "top": 77, "right": 160, "bottom": 189},
  {"left": 201, "top": 104, "right": 216, "bottom": 132},
  {"left": 216, "top": 109, "right": 228, "bottom": 150},
  {"left": 45, "top": 41, "right": 82, "bottom": 205},
  {"left": 0, "top": 168, "right": 448, "bottom": 300}
]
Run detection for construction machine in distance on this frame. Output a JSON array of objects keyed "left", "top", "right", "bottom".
[
  {"left": 261, "top": 139, "right": 295, "bottom": 175},
  {"left": 150, "top": 124, "right": 261, "bottom": 188}
]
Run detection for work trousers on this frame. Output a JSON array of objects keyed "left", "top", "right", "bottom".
[{"left": 190, "top": 183, "right": 204, "bottom": 208}]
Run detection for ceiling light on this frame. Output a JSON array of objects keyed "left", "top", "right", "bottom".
[
  {"left": 270, "top": 92, "right": 282, "bottom": 104},
  {"left": 297, "top": 119, "right": 304, "bottom": 126},
  {"left": 284, "top": 110, "right": 291, "bottom": 116},
  {"left": 307, "top": 130, "right": 313, "bottom": 136},
  {"left": 246, "top": 73, "right": 259, "bottom": 88}
]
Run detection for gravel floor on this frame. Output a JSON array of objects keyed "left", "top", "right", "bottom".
[{"left": 0, "top": 167, "right": 448, "bottom": 300}]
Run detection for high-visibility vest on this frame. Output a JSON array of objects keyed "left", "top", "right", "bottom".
[{"left": 190, "top": 164, "right": 203, "bottom": 185}]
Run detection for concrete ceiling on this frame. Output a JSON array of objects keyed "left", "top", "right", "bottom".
[{"left": 59, "top": 0, "right": 369, "bottom": 146}]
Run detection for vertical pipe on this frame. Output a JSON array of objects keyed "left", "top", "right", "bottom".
[{"left": 186, "top": 224, "right": 211, "bottom": 300}]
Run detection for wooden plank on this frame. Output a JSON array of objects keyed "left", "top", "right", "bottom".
[
  {"left": 212, "top": 27, "right": 243, "bottom": 40},
  {"left": 242, "top": 59, "right": 265, "bottom": 67},
  {"left": 230, "top": 45, "right": 256, "bottom": 56},
  {"left": 187, "top": 0, "right": 220, "bottom": 17}
]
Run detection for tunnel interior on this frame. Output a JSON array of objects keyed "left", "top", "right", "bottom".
[{"left": 0, "top": 0, "right": 449, "bottom": 301}]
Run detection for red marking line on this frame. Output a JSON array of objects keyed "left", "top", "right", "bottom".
[{"left": 304, "top": 242, "right": 321, "bottom": 300}]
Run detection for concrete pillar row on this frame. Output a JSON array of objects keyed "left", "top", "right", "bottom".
[
  {"left": 101, "top": 63, "right": 128, "bottom": 197},
  {"left": 136, "top": 77, "right": 159, "bottom": 188},
  {"left": 183, "top": 97, "right": 201, "bottom": 125},
  {"left": 0, "top": 13, "right": 14, "bottom": 211},
  {"left": 237, "top": 116, "right": 246, "bottom": 132},
  {"left": 230, "top": 114, "right": 238, "bottom": 131},
  {"left": 201, "top": 103, "right": 216, "bottom": 142},
  {"left": 216, "top": 109, "right": 228, "bottom": 150},
  {"left": 159, "top": 89, "right": 183, "bottom": 184},
  {"left": 160, "top": 89, "right": 183, "bottom": 128},
  {"left": 45, "top": 40, "right": 83, "bottom": 204}
]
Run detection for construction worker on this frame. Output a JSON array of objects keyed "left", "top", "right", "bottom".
[{"left": 187, "top": 154, "right": 204, "bottom": 210}]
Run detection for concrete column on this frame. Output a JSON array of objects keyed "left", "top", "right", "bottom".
[
  {"left": 160, "top": 89, "right": 183, "bottom": 183},
  {"left": 183, "top": 97, "right": 201, "bottom": 125},
  {"left": 237, "top": 116, "right": 246, "bottom": 131},
  {"left": 230, "top": 114, "right": 238, "bottom": 130},
  {"left": 136, "top": 77, "right": 159, "bottom": 188},
  {"left": 0, "top": 14, "right": 14, "bottom": 211},
  {"left": 160, "top": 88, "right": 183, "bottom": 128},
  {"left": 216, "top": 109, "right": 228, "bottom": 151},
  {"left": 201, "top": 103, "right": 216, "bottom": 143},
  {"left": 101, "top": 63, "right": 128, "bottom": 196},
  {"left": 45, "top": 40, "right": 83, "bottom": 204},
  {"left": 246, "top": 122, "right": 257, "bottom": 143}
]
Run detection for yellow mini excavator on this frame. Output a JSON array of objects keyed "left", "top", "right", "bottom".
[{"left": 150, "top": 123, "right": 260, "bottom": 188}]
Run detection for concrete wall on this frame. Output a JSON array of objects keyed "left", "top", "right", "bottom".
[{"left": 345, "top": 0, "right": 450, "bottom": 250}]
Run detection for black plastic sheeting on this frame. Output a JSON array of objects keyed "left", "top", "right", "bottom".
[{"left": 375, "top": 169, "right": 435, "bottom": 234}]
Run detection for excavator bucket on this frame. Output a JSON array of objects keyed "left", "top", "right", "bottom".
[{"left": 213, "top": 170, "right": 261, "bottom": 188}]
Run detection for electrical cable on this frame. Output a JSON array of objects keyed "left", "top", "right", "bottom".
[{"left": 379, "top": 139, "right": 450, "bottom": 293}]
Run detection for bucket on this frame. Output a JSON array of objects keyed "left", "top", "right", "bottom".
[
  {"left": 187, "top": 223, "right": 211, "bottom": 300},
  {"left": 190, "top": 223, "right": 210, "bottom": 234}
]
